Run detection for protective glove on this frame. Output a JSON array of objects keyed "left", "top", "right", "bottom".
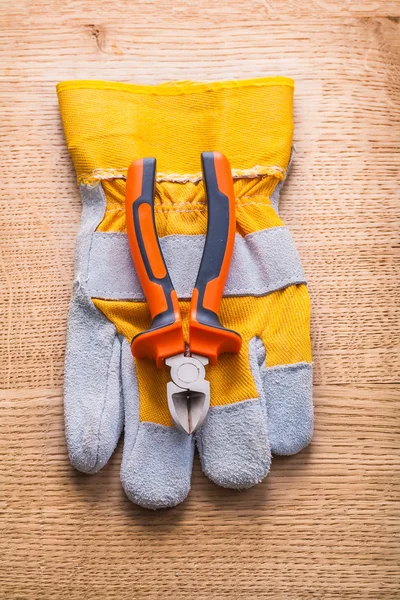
[{"left": 57, "top": 77, "right": 313, "bottom": 509}]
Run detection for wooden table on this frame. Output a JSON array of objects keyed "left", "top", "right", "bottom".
[{"left": 1, "top": 2, "right": 399, "bottom": 598}]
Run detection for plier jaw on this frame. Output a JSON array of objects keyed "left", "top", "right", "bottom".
[
  {"left": 166, "top": 354, "right": 210, "bottom": 434},
  {"left": 125, "top": 152, "right": 241, "bottom": 434}
]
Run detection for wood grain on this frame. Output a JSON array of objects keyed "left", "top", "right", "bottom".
[{"left": 0, "top": 1, "right": 399, "bottom": 598}]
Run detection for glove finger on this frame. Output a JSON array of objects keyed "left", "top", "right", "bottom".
[
  {"left": 120, "top": 338, "right": 194, "bottom": 510},
  {"left": 195, "top": 337, "right": 271, "bottom": 489},
  {"left": 261, "top": 362, "right": 313, "bottom": 455},
  {"left": 64, "top": 287, "right": 123, "bottom": 473},
  {"left": 258, "top": 285, "right": 313, "bottom": 455}
]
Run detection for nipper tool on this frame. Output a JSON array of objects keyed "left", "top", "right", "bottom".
[{"left": 125, "top": 152, "right": 242, "bottom": 433}]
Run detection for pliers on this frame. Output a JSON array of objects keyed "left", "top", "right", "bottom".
[{"left": 125, "top": 152, "right": 242, "bottom": 434}]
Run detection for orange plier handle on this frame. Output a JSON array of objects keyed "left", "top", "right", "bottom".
[
  {"left": 125, "top": 158, "right": 184, "bottom": 368},
  {"left": 189, "top": 153, "right": 241, "bottom": 364},
  {"left": 125, "top": 152, "right": 241, "bottom": 368}
]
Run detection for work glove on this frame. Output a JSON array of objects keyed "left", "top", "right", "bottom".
[{"left": 57, "top": 77, "right": 313, "bottom": 509}]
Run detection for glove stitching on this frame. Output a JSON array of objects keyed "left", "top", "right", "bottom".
[
  {"left": 89, "top": 277, "right": 307, "bottom": 298},
  {"left": 83, "top": 233, "right": 95, "bottom": 285},
  {"left": 91, "top": 225, "right": 288, "bottom": 240},
  {"left": 93, "top": 337, "right": 120, "bottom": 470},
  {"left": 260, "top": 361, "right": 313, "bottom": 374},
  {"left": 99, "top": 201, "right": 277, "bottom": 215},
  {"left": 78, "top": 184, "right": 109, "bottom": 286},
  {"left": 207, "top": 397, "right": 261, "bottom": 416},
  {"left": 79, "top": 165, "right": 286, "bottom": 186}
]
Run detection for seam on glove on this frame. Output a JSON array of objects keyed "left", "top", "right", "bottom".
[
  {"left": 96, "top": 198, "right": 278, "bottom": 215},
  {"left": 93, "top": 335, "right": 121, "bottom": 470},
  {"left": 260, "top": 361, "right": 313, "bottom": 373},
  {"left": 57, "top": 76, "right": 294, "bottom": 95},
  {"left": 78, "top": 165, "right": 286, "bottom": 187},
  {"left": 76, "top": 182, "right": 108, "bottom": 286},
  {"left": 90, "top": 280, "right": 305, "bottom": 299}
]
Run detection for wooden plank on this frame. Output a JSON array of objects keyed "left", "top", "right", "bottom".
[
  {"left": 0, "top": 385, "right": 399, "bottom": 599},
  {"left": 0, "top": 1, "right": 399, "bottom": 598}
]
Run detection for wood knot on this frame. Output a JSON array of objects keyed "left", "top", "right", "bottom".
[{"left": 86, "top": 24, "right": 106, "bottom": 53}]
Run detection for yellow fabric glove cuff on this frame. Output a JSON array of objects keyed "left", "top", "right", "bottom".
[{"left": 56, "top": 77, "right": 294, "bottom": 185}]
